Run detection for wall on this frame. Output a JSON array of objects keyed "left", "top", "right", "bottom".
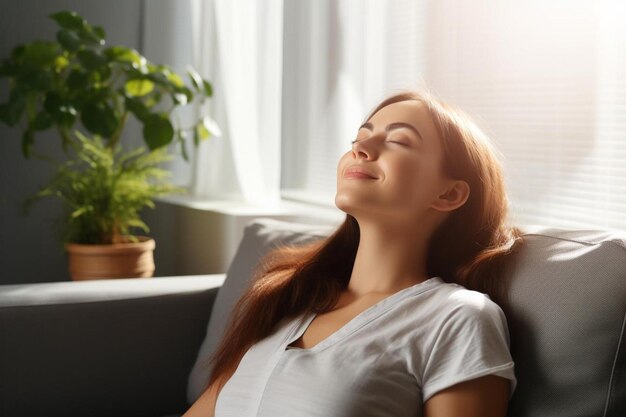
[{"left": 0, "top": 1, "right": 145, "bottom": 284}]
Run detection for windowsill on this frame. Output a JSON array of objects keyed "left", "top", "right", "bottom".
[{"left": 155, "top": 189, "right": 345, "bottom": 224}]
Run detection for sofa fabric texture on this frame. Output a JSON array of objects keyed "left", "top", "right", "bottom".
[
  {"left": 0, "top": 276, "right": 224, "bottom": 417},
  {"left": 504, "top": 227, "right": 626, "bottom": 416},
  {"left": 189, "top": 218, "right": 625, "bottom": 417}
]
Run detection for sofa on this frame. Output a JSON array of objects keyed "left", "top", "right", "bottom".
[{"left": 0, "top": 217, "right": 624, "bottom": 417}]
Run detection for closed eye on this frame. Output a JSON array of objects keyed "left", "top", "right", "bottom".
[{"left": 350, "top": 139, "right": 409, "bottom": 146}]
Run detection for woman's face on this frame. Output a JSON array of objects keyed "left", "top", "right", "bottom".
[{"left": 335, "top": 100, "right": 452, "bottom": 223}]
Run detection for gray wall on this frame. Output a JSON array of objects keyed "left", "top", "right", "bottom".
[{"left": 0, "top": 1, "right": 145, "bottom": 284}]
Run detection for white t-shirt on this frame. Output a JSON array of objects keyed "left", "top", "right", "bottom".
[{"left": 215, "top": 276, "right": 517, "bottom": 417}]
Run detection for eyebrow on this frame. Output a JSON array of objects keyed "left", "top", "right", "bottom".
[{"left": 359, "top": 122, "right": 424, "bottom": 142}]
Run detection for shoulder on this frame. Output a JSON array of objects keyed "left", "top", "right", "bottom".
[
  {"left": 417, "top": 283, "right": 516, "bottom": 404},
  {"left": 428, "top": 281, "right": 508, "bottom": 330}
]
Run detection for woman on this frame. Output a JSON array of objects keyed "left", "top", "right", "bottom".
[{"left": 184, "top": 89, "right": 522, "bottom": 417}]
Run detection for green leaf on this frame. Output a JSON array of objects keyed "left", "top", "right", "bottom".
[
  {"left": 178, "top": 130, "right": 189, "bottom": 161},
  {"left": 67, "top": 69, "right": 89, "bottom": 89},
  {"left": 186, "top": 66, "right": 202, "bottom": 90},
  {"left": 126, "top": 218, "right": 149, "bottom": 231},
  {"left": 144, "top": 92, "right": 161, "bottom": 108},
  {"left": 0, "top": 90, "right": 25, "bottom": 127},
  {"left": 50, "top": 12, "right": 104, "bottom": 46},
  {"left": 56, "top": 30, "right": 82, "bottom": 52},
  {"left": 166, "top": 72, "right": 184, "bottom": 88},
  {"left": 78, "top": 32, "right": 103, "bottom": 46},
  {"left": 70, "top": 207, "right": 90, "bottom": 219},
  {"left": 81, "top": 101, "right": 118, "bottom": 137},
  {"left": 202, "top": 80, "right": 213, "bottom": 97},
  {"left": 201, "top": 115, "right": 221, "bottom": 137},
  {"left": 43, "top": 91, "right": 62, "bottom": 114},
  {"left": 21, "top": 41, "right": 59, "bottom": 69},
  {"left": 193, "top": 123, "right": 200, "bottom": 146},
  {"left": 143, "top": 113, "right": 174, "bottom": 150},
  {"left": 93, "top": 26, "right": 106, "bottom": 40},
  {"left": 77, "top": 26, "right": 105, "bottom": 46},
  {"left": 172, "top": 93, "right": 188, "bottom": 105},
  {"left": 196, "top": 122, "right": 209, "bottom": 141},
  {"left": 179, "top": 86, "right": 193, "bottom": 104},
  {"left": 124, "top": 79, "right": 154, "bottom": 97},
  {"left": 50, "top": 11, "right": 86, "bottom": 31},
  {"left": 104, "top": 46, "right": 146, "bottom": 70},
  {"left": 87, "top": 86, "right": 109, "bottom": 102},
  {"left": 43, "top": 92, "right": 77, "bottom": 127},
  {"left": 77, "top": 49, "right": 107, "bottom": 70},
  {"left": 104, "top": 46, "right": 129, "bottom": 60},
  {"left": 96, "top": 64, "right": 112, "bottom": 82},
  {"left": 146, "top": 71, "right": 169, "bottom": 87},
  {"left": 22, "top": 128, "right": 35, "bottom": 158},
  {"left": 124, "top": 96, "right": 149, "bottom": 121},
  {"left": 19, "top": 69, "right": 54, "bottom": 91}
]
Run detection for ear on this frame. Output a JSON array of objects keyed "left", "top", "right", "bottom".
[{"left": 430, "top": 180, "right": 470, "bottom": 212}]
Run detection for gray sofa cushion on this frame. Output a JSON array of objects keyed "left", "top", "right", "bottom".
[
  {"left": 505, "top": 227, "right": 626, "bottom": 417},
  {"left": 187, "top": 218, "right": 626, "bottom": 417}
]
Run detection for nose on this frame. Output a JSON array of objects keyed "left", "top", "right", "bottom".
[{"left": 351, "top": 134, "right": 381, "bottom": 160}]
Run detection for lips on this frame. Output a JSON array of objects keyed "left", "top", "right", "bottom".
[{"left": 344, "top": 165, "right": 378, "bottom": 179}]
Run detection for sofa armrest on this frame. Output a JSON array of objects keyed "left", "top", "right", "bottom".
[{"left": 0, "top": 274, "right": 225, "bottom": 417}]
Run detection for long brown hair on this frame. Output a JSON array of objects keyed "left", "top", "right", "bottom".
[{"left": 202, "top": 88, "right": 524, "bottom": 392}]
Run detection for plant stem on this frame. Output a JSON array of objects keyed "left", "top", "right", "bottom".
[
  {"left": 57, "top": 127, "right": 78, "bottom": 153},
  {"left": 30, "top": 150, "right": 60, "bottom": 166},
  {"left": 108, "top": 111, "right": 129, "bottom": 150},
  {"left": 111, "top": 220, "right": 122, "bottom": 244}
]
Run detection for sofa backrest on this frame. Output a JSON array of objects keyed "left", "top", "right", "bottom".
[
  {"left": 187, "top": 217, "right": 626, "bottom": 416},
  {"left": 504, "top": 226, "right": 625, "bottom": 416}
]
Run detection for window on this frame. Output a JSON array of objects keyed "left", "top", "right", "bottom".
[{"left": 280, "top": 0, "right": 626, "bottom": 230}]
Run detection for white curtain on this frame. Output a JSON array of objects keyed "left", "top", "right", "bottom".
[
  {"left": 144, "top": 0, "right": 284, "bottom": 205},
  {"left": 189, "top": 0, "right": 284, "bottom": 206}
]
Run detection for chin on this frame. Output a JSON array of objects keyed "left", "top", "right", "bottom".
[
  {"left": 334, "top": 193, "right": 367, "bottom": 218},
  {"left": 334, "top": 194, "right": 352, "bottom": 214}
]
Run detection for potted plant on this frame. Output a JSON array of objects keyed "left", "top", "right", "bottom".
[{"left": 0, "top": 11, "right": 220, "bottom": 280}]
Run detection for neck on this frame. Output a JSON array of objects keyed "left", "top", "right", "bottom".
[{"left": 346, "top": 218, "right": 432, "bottom": 297}]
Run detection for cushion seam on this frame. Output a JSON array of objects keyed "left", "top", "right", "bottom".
[
  {"left": 522, "top": 233, "right": 626, "bottom": 252},
  {"left": 0, "top": 289, "right": 216, "bottom": 309},
  {"left": 603, "top": 308, "right": 626, "bottom": 417}
]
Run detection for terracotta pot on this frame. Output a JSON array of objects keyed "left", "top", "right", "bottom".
[{"left": 65, "top": 236, "right": 156, "bottom": 281}]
